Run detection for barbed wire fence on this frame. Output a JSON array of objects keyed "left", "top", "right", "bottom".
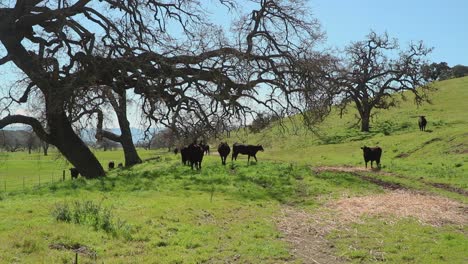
[{"left": 0, "top": 150, "right": 71, "bottom": 193}]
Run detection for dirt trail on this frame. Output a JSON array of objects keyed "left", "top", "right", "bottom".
[
  {"left": 276, "top": 166, "right": 467, "bottom": 263},
  {"left": 276, "top": 207, "right": 345, "bottom": 264},
  {"left": 313, "top": 165, "right": 468, "bottom": 196}
]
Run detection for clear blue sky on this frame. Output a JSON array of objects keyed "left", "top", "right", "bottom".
[{"left": 308, "top": 0, "right": 467, "bottom": 66}]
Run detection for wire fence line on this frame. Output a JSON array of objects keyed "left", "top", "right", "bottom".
[
  {"left": 0, "top": 151, "right": 72, "bottom": 193},
  {"left": 0, "top": 170, "right": 72, "bottom": 193}
]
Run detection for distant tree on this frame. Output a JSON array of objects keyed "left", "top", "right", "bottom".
[
  {"left": 421, "top": 62, "right": 451, "bottom": 81},
  {"left": 451, "top": 65, "right": 468, "bottom": 78},
  {"left": 26, "top": 130, "right": 41, "bottom": 154},
  {"left": 336, "top": 31, "right": 432, "bottom": 132},
  {"left": 41, "top": 141, "right": 49, "bottom": 156},
  {"left": 249, "top": 113, "right": 279, "bottom": 133},
  {"left": 150, "top": 129, "right": 176, "bottom": 150}
]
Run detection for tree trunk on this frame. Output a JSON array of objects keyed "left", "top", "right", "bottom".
[
  {"left": 360, "top": 108, "right": 371, "bottom": 132},
  {"left": 42, "top": 142, "right": 49, "bottom": 156},
  {"left": 121, "top": 134, "right": 142, "bottom": 166},
  {"left": 113, "top": 90, "right": 142, "bottom": 167},
  {"left": 49, "top": 112, "right": 105, "bottom": 178},
  {"left": 117, "top": 111, "right": 142, "bottom": 167},
  {"left": 97, "top": 91, "right": 142, "bottom": 167}
]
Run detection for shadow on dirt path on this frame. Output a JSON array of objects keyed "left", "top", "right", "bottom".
[{"left": 313, "top": 166, "right": 467, "bottom": 196}]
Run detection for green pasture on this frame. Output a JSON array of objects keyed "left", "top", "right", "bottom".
[
  {"left": 222, "top": 77, "right": 468, "bottom": 190},
  {"left": 0, "top": 149, "right": 158, "bottom": 192},
  {"left": 0, "top": 77, "right": 466, "bottom": 263}
]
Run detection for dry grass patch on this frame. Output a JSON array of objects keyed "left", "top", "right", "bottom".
[
  {"left": 330, "top": 190, "right": 467, "bottom": 227},
  {"left": 276, "top": 207, "right": 345, "bottom": 264},
  {"left": 276, "top": 190, "right": 467, "bottom": 263}
]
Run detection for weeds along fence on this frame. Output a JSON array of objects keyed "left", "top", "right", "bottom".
[{"left": 0, "top": 151, "right": 71, "bottom": 193}]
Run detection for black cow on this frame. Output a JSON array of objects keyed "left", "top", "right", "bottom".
[
  {"left": 201, "top": 144, "right": 210, "bottom": 155},
  {"left": 361, "top": 146, "right": 382, "bottom": 168},
  {"left": 117, "top": 163, "right": 123, "bottom": 168},
  {"left": 418, "top": 116, "right": 427, "bottom": 131},
  {"left": 173, "top": 148, "right": 179, "bottom": 155},
  {"left": 187, "top": 143, "right": 204, "bottom": 170},
  {"left": 232, "top": 143, "right": 264, "bottom": 164},
  {"left": 69, "top": 168, "right": 80, "bottom": 179},
  {"left": 217, "top": 142, "right": 231, "bottom": 165},
  {"left": 108, "top": 161, "right": 115, "bottom": 170},
  {"left": 180, "top": 147, "right": 189, "bottom": 165}
]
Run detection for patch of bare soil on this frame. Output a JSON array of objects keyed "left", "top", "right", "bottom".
[
  {"left": 276, "top": 207, "right": 345, "bottom": 264},
  {"left": 276, "top": 190, "right": 467, "bottom": 263},
  {"left": 395, "top": 152, "right": 410, "bottom": 158},
  {"left": 49, "top": 242, "right": 96, "bottom": 258}
]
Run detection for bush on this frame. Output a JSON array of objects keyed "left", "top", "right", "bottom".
[
  {"left": 374, "top": 120, "right": 396, "bottom": 135},
  {"left": 52, "top": 200, "right": 133, "bottom": 239}
]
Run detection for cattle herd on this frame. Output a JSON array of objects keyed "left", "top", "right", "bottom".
[
  {"left": 175, "top": 142, "right": 265, "bottom": 170},
  {"left": 69, "top": 117, "right": 430, "bottom": 177}
]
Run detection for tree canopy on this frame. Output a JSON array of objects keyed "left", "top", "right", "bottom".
[{"left": 0, "top": 0, "right": 334, "bottom": 178}]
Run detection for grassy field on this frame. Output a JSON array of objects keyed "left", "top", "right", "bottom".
[
  {"left": 0, "top": 149, "right": 158, "bottom": 192},
  {"left": 0, "top": 77, "right": 467, "bottom": 263}
]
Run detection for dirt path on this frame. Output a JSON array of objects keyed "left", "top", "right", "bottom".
[
  {"left": 313, "top": 165, "right": 468, "bottom": 196},
  {"left": 276, "top": 166, "right": 467, "bottom": 263},
  {"left": 276, "top": 207, "right": 345, "bottom": 264}
]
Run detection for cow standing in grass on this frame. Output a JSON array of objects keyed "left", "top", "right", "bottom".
[
  {"left": 361, "top": 146, "right": 382, "bottom": 168},
  {"left": 232, "top": 143, "right": 264, "bottom": 164},
  {"left": 180, "top": 147, "right": 189, "bottom": 165},
  {"left": 217, "top": 142, "right": 230, "bottom": 165},
  {"left": 70, "top": 168, "right": 80, "bottom": 179},
  {"left": 201, "top": 144, "right": 210, "bottom": 155},
  {"left": 418, "top": 116, "right": 427, "bottom": 131},
  {"left": 187, "top": 143, "right": 204, "bottom": 170},
  {"left": 108, "top": 161, "right": 115, "bottom": 170}
]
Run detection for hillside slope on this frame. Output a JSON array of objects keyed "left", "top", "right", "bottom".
[{"left": 222, "top": 77, "right": 468, "bottom": 189}]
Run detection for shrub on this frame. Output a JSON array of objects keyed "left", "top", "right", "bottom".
[
  {"left": 52, "top": 200, "right": 133, "bottom": 239},
  {"left": 375, "top": 120, "right": 396, "bottom": 135}
]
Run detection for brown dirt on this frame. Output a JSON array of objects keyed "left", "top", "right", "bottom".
[
  {"left": 395, "top": 152, "right": 410, "bottom": 158},
  {"left": 276, "top": 207, "right": 345, "bottom": 264},
  {"left": 276, "top": 190, "right": 467, "bottom": 263},
  {"left": 49, "top": 242, "right": 96, "bottom": 257}
]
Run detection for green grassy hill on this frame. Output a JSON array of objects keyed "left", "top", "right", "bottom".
[
  {"left": 0, "top": 77, "right": 466, "bottom": 263},
  {"left": 223, "top": 76, "right": 468, "bottom": 190}
]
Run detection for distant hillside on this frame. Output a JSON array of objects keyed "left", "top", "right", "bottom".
[
  {"left": 220, "top": 77, "right": 468, "bottom": 189},
  {"left": 0, "top": 130, "right": 41, "bottom": 151}
]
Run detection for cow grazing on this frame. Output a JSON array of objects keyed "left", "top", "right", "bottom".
[
  {"left": 69, "top": 168, "right": 80, "bottom": 179},
  {"left": 108, "top": 161, "right": 115, "bottom": 170},
  {"left": 180, "top": 147, "right": 189, "bottom": 165},
  {"left": 187, "top": 143, "right": 204, "bottom": 170},
  {"left": 201, "top": 144, "right": 210, "bottom": 155},
  {"left": 117, "top": 163, "right": 123, "bottom": 168},
  {"left": 361, "top": 146, "right": 382, "bottom": 168},
  {"left": 232, "top": 143, "right": 264, "bottom": 164},
  {"left": 418, "top": 116, "right": 427, "bottom": 131},
  {"left": 217, "top": 142, "right": 231, "bottom": 165}
]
